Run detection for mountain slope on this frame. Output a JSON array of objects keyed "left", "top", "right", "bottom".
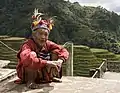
[{"left": 1, "top": 0, "right": 120, "bottom": 53}]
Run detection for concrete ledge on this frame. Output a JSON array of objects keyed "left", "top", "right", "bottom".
[
  {"left": 0, "top": 60, "right": 10, "bottom": 68},
  {"left": 0, "top": 76, "right": 120, "bottom": 93},
  {"left": 0, "top": 69, "right": 16, "bottom": 82}
]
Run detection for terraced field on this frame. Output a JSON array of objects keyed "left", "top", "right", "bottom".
[
  {"left": 91, "top": 48, "right": 120, "bottom": 61},
  {"left": 0, "top": 37, "right": 25, "bottom": 68},
  {"left": 1, "top": 37, "right": 120, "bottom": 77},
  {"left": 73, "top": 45, "right": 102, "bottom": 77}
]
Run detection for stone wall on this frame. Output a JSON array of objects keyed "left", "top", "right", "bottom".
[
  {"left": 107, "top": 61, "right": 120, "bottom": 72},
  {"left": 92, "top": 60, "right": 120, "bottom": 78}
]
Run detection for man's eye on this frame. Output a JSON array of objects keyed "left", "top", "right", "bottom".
[{"left": 45, "top": 33, "right": 48, "bottom": 36}]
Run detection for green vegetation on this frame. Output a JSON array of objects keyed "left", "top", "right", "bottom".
[
  {"left": 0, "top": 38, "right": 120, "bottom": 77},
  {"left": 73, "top": 45, "right": 102, "bottom": 77},
  {"left": 1, "top": 0, "right": 120, "bottom": 76},
  {"left": 73, "top": 46, "right": 120, "bottom": 77},
  {"left": 91, "top": 48, "right": 120, "bottom": 61},
  {"left": 1, "top": 0, "right": 120, "bottom": 53},
  {"left": 0, "top": 38, "right": 24, "bottom": 69}
]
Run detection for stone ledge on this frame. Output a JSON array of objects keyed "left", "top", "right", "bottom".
[
  {"left": 0, "top": 60, "right": 10, "bottom": 68},
  {"left": 0, "top": 76, "right": 120, "bottom": 93},
  {"left": 0, "top": 69, "right": 16, "bottom": 82}
]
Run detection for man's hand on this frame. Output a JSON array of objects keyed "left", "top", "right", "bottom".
[
  {"left": 46, "top": 59, "right": 63, "bottom": 73},
  {"left": 56, "top": 59, "right": 63, "bottom": 67},
  {"left": 30, "top": 51, "right": 37, "bottom": 58},
  {"left": 29, "top": 51, "right": 39, "bottom": 63},
  {"left": 46, "top": 61, "right": 57, "bottom": 67},
  {"left": 47, "top": 59, "right": 63, "bottom": 67}
]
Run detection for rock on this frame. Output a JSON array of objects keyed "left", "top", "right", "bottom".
[{"left": 0, "top": 60, "right": 10, "bottom": 68}]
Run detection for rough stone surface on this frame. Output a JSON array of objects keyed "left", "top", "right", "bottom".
[
  {"left": 102, "top": 71, "right": 120, "bottom": 80},
  {"left": 0, "top": 60, "right": 10, "bottom": 68},
  {"left": 0, "top": 61, "right": 120, "bottom": 93},
  {"left": 0, "top": 68, "right": 16, "bottom": 82},
  {"left": 0, "top": 76, "right": 120, "bottom": 93}
]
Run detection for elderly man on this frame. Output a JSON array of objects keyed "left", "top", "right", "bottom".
[{"left": 15, "top": 9, "right": 69, "bottom": 89}]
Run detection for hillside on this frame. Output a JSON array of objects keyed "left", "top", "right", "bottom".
[
  {"left": 0, "top": 37, "right": 120, "bottom": 77},
  {"left": 1, "top": 0, "right": 120, "bottom": 53}
]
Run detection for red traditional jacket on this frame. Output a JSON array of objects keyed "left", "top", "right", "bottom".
[{"left": 16, "top": 39, "right": 69, "bottom": 81}]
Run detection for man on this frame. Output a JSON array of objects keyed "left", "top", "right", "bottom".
[{"left": 15, "top": 9, "right": 69, "bottom": 89}]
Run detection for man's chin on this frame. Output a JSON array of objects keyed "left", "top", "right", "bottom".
[{"left": 39, "top": 42, "right": 45, "bottom": 47}]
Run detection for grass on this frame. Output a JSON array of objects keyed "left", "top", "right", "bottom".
[
  {"left": 91, "top": 48, "right": 120, "bottom": 61},
  {"left": 73, "top": 45, "right": 102, "bottom": 77},
  {"left": 0, "top": 37, "right": 120, "bottom": 77},
  {"left": 91, "top": 48, "right": 108, "bottom": 52},
  {"left": 1, "top": 37, "right": 25, "bottom": 40},
  {"left": 73, "top": 46, "right": 120, "bottom": 77}
]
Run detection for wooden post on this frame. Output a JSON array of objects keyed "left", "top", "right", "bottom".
[
  {"left": 66, "top": 42, "right": 73, "bottom": 76},
  {"left": 96, "top": 68, "right": 100, "bottom": 78},
  {"left": 89, "top": 69, "right": 96, "bottom": 77}
]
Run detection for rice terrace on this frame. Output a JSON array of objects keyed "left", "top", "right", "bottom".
[
  {"left": 0, "top": 36, "right": 120, "bottom": 92},
  {"left": 1, "top": 0, "right": 120, "bottom": 92}
]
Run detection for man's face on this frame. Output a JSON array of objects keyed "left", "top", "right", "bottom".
[{"left": 32, "top": 29, "right": 49, "bottom": 47}]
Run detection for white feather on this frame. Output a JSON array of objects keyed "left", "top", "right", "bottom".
[{"left": 33, "top": 8, "right": 44, "bottom": 21}]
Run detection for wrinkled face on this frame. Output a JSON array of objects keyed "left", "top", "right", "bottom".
[{"left": 32, "top": 29, "right": 49, "bottom": 47}]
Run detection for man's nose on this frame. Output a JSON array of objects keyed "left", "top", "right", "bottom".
[{"left": 41, "top": 35, "right": 45, "bottom": 39}]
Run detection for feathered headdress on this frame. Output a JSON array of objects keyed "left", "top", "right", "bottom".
[{"left": 31, "top": 8, "right": 54, "bottom": 32}]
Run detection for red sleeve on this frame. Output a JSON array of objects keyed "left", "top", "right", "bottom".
[
  {"left": 19, "top": 43, "right": 47, "bottom": 68},
  {"left": 47, "top": 41, "right": 69, "bottom": 62},
  {"left": 58, "top": 48, "right": 69, "bottom": 62}
]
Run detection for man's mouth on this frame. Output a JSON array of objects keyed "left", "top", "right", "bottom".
[{"left": 40, "top": 40, "right": 45, "bottom": 42}]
